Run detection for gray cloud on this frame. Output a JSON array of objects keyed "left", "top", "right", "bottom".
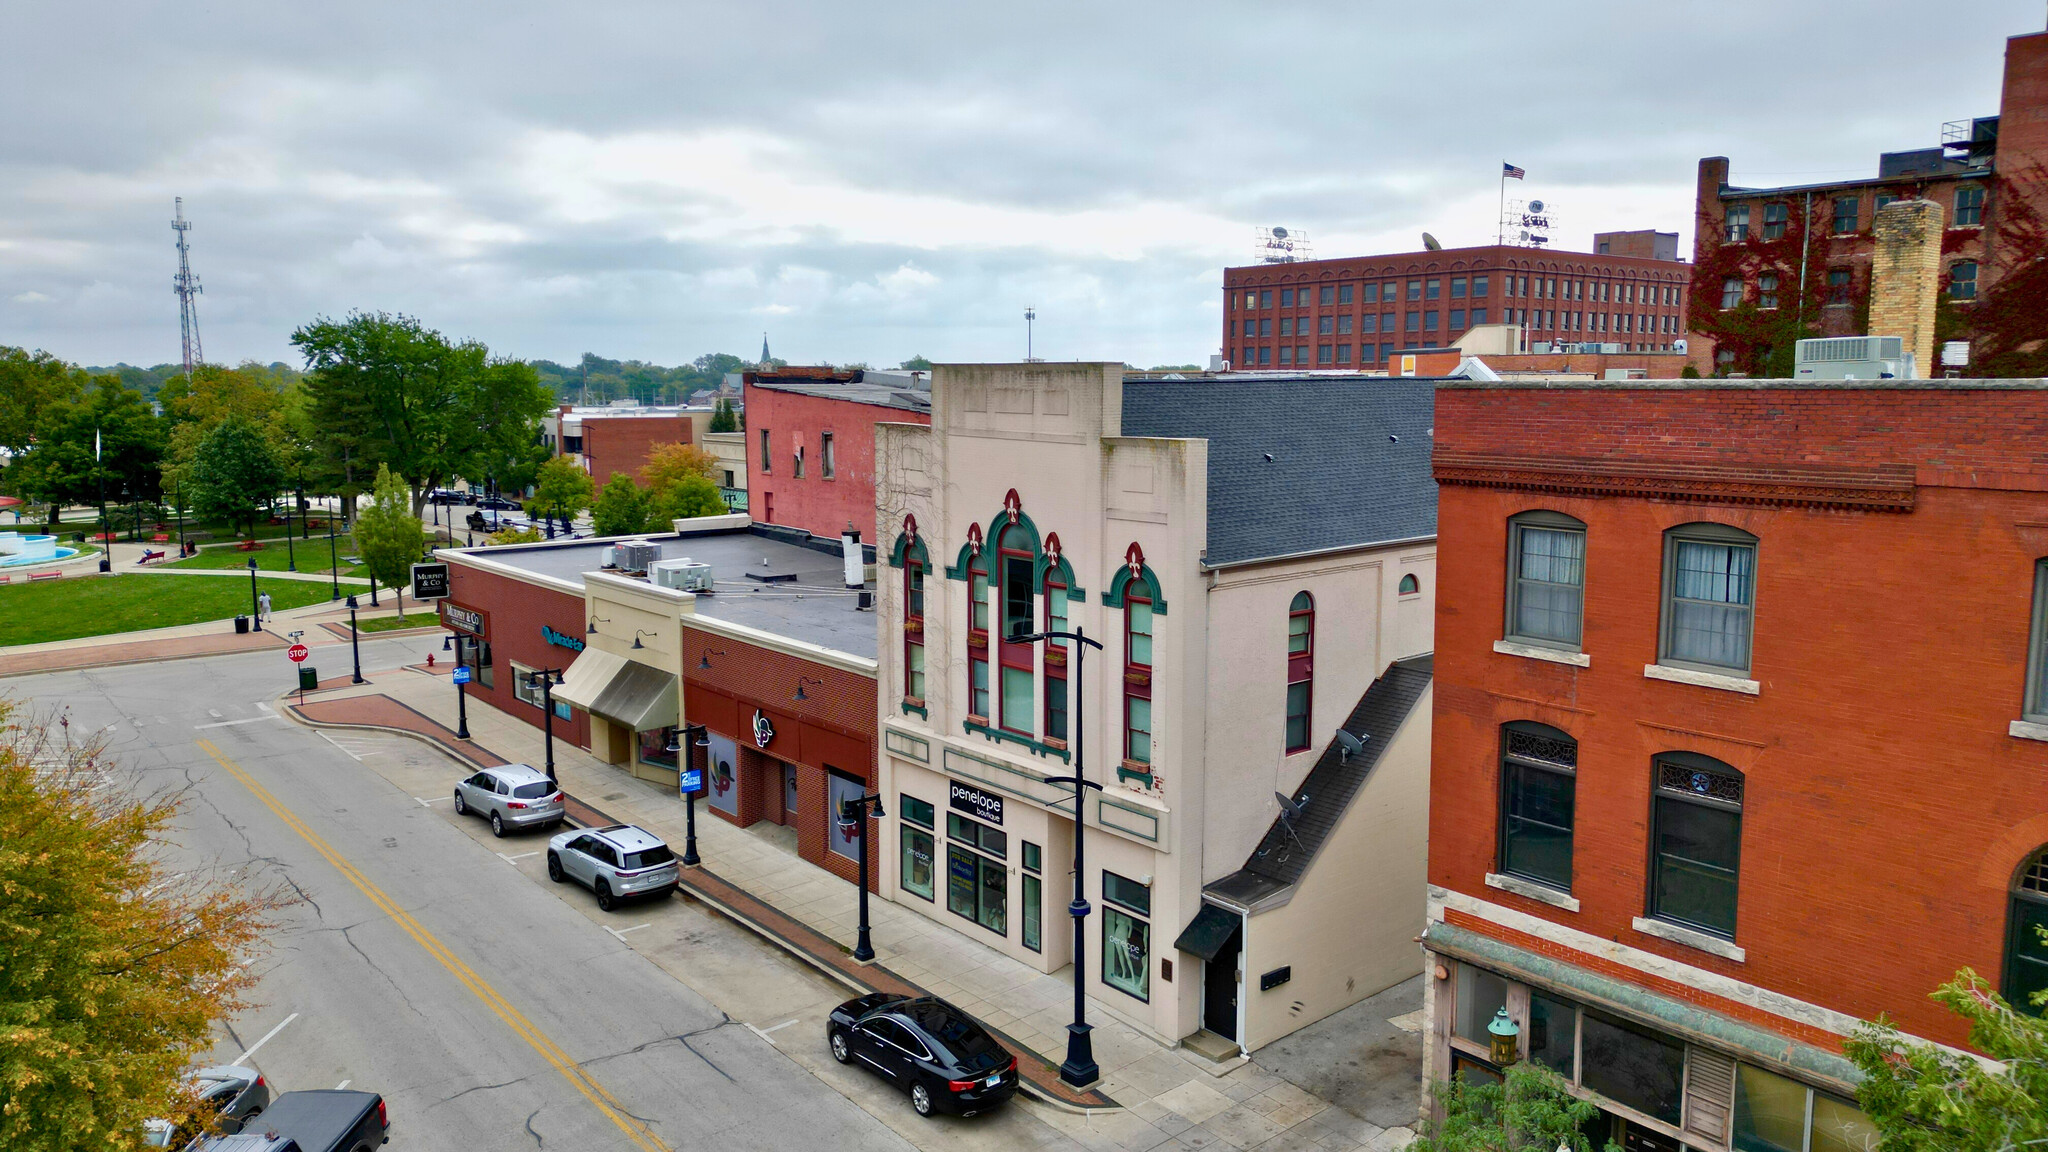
[{"left": 0, "top": 0, "right": 2035, "bottom": 370}]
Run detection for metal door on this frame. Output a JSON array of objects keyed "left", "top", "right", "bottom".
[
  {"left": 783, "top": 763, "right": 799, "bottom": 824},
  {"left": 1203, "top": 920, "right": 1243, "bottom": 1040}
]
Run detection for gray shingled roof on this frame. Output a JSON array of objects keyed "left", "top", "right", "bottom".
[
  {"left": 1119, "top": 376, "right": 1437, "bottom": 566},
  {"left": 1205, "top": 654, "right": 1433, "bottom": 908}
]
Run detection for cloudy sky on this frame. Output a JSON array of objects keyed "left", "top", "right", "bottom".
[{"left": 1, "top": 1, "right": 2036, "bottom": 371}]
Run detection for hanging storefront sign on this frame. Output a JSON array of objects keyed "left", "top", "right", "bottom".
[
  {"left": 752, "top": 708, "right": 776, "bottom": 749},
  {"left": 443, "top": 602, "right": 484, "bottom": 636},
  {"left": 949, "top": 781, "right": 1004, "bottom": 825},
  {"left": 540, "top": 624, "right": 586, "bottom": 652}
]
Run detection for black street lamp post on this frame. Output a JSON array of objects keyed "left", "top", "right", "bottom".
[
  {"left": 1015, "top": 624, "right": 1106, "bottom": 1088},
  {"left": 172, "top": 481, "right": 186, "bottom": 556},
  {"left": 246, "top": 557, "right": 262, "bottom": 633},
  {"left": 283, "top": 488, "right": 296, "bottom": 572},
  {"left": 526, "top": 667, "right": 566, "bottom": 783},
  {"left": 346, "top": 594, "right": 364, "bottom": 684},
  {"left": 326, "top": 507, "right": 340, "bottom": 601},
  {"left": 95, "top": 427, "right": 110, "bottom": 573},
  {"left": 667, "top": 723, "right": 710, "bottom": 867},
  {"left": 454, "top": 637, "right": 471, "bottom": 740},
  {"left": 836, "top": 791, "right": 888, "bottom": 963}
]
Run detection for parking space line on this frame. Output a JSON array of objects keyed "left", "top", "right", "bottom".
[
  {"left": 335, "top": 1079, "right": 351, "bottom": 1090},
  {"left": 198, "top": 739, "right": 674, "bottom": 1152},
  {"left": 415, "top": 795, "right": 451, "bottom": 806},
  {"left": 231, "top": 1012, "right": 298, "bottom": 1067},
  {"left": 319, "top": 731, "right": 365, "bottom": 759},
  {"left": 605, "top": 924, "right": 651, "bottom": 941},
  {"left": 196, "top": 715, "right": 278, "bottom": 730},
  {"left": 498, "top": 851, "right": 540, "bottom": 863}
]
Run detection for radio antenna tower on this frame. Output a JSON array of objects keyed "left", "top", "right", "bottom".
[{"left": 172, "top": 197, "right": 203, "bottom": 379}]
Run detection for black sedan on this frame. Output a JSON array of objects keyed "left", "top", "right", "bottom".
[{"left": 827, "top": 994, "right": 1019, "bottom": 1117}]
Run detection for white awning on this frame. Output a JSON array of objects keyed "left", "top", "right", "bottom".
[{"left": 553, "top": 647, "right": 678, "bottom": 732}]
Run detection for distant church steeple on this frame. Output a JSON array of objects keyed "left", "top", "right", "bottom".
[{"left": 759, "top": 332, "right": 772, "bottom": 367}]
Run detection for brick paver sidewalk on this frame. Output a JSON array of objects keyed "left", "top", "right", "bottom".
[
  {"left": 0, "top": 629, "right": 288, "bottom": 679},
  {"left": 282, "top": 689, "right": 1117, "bottom": 1112}
]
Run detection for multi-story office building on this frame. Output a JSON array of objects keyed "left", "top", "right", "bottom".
[
  {"left": 872, "top": 363, "right": 1438, "bottom": 1057},
  {"left": 1422, "top": 375, "right": 2048, "bottom": 1150},
  {"left": 1220, "top": 231, "right": 1689, "bottom": 372}
]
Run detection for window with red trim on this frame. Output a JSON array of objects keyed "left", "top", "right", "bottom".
[
  {"left": 1285, "top": 591, "right": 1313, "bottom": 753},
  {"left": 1124, "top": 590, "right": 1153, "bottom": 766},
  {"left": 967, "top": 557, "right": 990, "bottom": 720},
  {"left": 1044, "top": 576, "right": 1068, "bottom": 742},
  {"left": 997, "top": 526, "right": 1034, "bottom": 735},
  {"left": 904, "top": 559, "right": 926, "bottom": 703}
]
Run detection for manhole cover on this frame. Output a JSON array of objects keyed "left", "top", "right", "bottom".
[{"left": 603, "top": 792, "right": 627, "bottom": 801}]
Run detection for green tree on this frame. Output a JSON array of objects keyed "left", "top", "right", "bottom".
[
  {"left": 9, "top": 377, "right": 165, "bottom": 528},
  {"left": 186, "top": 416, "right": 286, "bottom": 538},
  {"left": 292, "top": 313, "right": 551, "bottom": 516},
  {"left": 529, "top": 456, "right": 595, "bottom": 530},
  {"left": 0, "top": 701, "right": 280, "bottom": 1151},
  {"left": 0, "top": 346, "right": 81, "bottom": 459},
  {"left": 1413, "top": 1061, "right": 1620, "bottom": 1152},
  {"left": 899, "top": 355, "right": 932, "bottom": 371},
  {"left": 590, "top": 472, "right": 649, "bottom": 537},
  {"left": 354, "top": 464, "right": 427, "bottom": 620},
  {"left": 1844, "top": 963, "right": 2048, "bottom": 1151},
  {"left": 649, "top": 474, "right": 727, "bottom": 525},
  {"left": 708, "top": 397, "right": 738, "bottom": 433}
]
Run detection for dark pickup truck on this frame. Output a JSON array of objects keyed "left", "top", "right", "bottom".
[{"left": 192, "top": 1090, "right": 388, "bottom": 1152}]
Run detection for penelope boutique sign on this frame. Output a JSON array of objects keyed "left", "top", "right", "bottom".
[{"left": 949, "top": 781, "right": 1004, "bottom": 825}]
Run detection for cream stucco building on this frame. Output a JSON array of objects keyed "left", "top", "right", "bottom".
[{"left": 872, "top": 362, "right": 1438, "bottom": 1061}]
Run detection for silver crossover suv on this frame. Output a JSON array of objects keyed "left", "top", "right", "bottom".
[
  {"left": 547, "top": 824, "right": 680, "bottom": 910},
  {"left": 452, "top": 764, "right": 565, "bottom": 837}
]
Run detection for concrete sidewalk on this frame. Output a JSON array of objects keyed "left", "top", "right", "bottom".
[{"left": 287, "top": 668, "right": 1421, "bottom": 1152}]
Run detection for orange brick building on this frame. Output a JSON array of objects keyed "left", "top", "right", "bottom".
[{"left": 1422, "top": 377, "right": 2048, "bottom": 1151}]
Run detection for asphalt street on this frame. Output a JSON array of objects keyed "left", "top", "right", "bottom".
[{"left": 9, "top": 634, "right": 916, "bottom": 1152}]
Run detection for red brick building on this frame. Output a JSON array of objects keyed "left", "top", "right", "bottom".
[
  {"left": 1220, "top": 231, "right": 1690, "bottom": 371},
  {"left": 543, "top": 403, "right": 707, "bottom": 487},
  {"left": 1689, "top": 26, "right": 2046, "bottom": 375},
  {"left": 439, "top": 557, "right": 592, "bottom": 751},
  {"left": 1421, "top": 377, "right": 2048, "bottom": 1150},
  {"left": 743, "top": 367, "right": 931, "bottom": 542}
]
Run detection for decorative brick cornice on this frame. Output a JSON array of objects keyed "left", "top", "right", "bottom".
[{"left": 1432, "top": 450, "right": 1916, "bottom": 512}]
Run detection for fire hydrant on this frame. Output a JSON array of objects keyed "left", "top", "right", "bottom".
[{"left": 426, "top": 653, "right": 436, "bottom": 669}]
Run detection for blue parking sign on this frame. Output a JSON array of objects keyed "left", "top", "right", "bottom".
[
  {"left": 679, "top": 767, "right": 703, "bottom": 793},
  {"left": 452, "top": 665, "right": 472, "bottom": 685}
]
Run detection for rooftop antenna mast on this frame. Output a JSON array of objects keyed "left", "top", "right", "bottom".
[
  {"left": 172, "top": 197, "right": 203, "bottom": 379},
  {"left": 1024, "top": 307, "right": 1037, "bottom": 362}
]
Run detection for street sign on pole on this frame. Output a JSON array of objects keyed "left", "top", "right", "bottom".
[
  {"left": 410, "top": 562, "right": 451, "bottom": 601},
  {"left": 452, "top": 665, "right": 472, "bottom": 685},
  {"left": 679, "top": 767, "right": 703, "bottom": 794},
  {"left": 287, "top": 643, "right": 311, "bottom": 663}
]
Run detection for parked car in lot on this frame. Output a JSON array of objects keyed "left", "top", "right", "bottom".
[
  {"left": 143, "top": 1065, "right": 271, "bottom": 1147},
  {"left": 191, "top": 1089, "right": 387, "bottom": 1152},
  {"left": 547, "top": 824, "right": 679, "bottom": 911},
  {"left": 475, "top": 495, "right": 523, "bottom": 512},
  {"left": 452, "top": 764, "right": 564, "bottom": 836},
  {"left": 827, "top": 993, "right": 1019, "bottom": 1117}
]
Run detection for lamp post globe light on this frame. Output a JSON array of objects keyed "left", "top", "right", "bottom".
[
  {"left": 1014, "top": 624, "right": 1106, "bottom": 1088},
  {"left": 836, "top": 791, "right": 887, "bottom": 963},
  {"left": 345, "top": 595, "right": 364, "bottom": 684}
]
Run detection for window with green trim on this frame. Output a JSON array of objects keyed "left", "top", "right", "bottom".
[{"left": 1125, "top": 589, "right": 1154, "bottom": 767}]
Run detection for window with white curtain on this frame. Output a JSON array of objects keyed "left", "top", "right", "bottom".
[
  {"left": 1660, "top": 524, "right": 1758, "bottom": 674},
  {"left": 1506, "top": 511, "right": 1587, "bottom": 650}
]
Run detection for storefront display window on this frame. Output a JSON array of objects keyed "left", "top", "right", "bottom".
[
  {"left": 828, "top": 771, "right": 867, "bottom": 862},
  {"left": 1453, "top": 964, "right": 1509, "bottom": 1043},
  {"left": 1733, "top": 1064, "right": 1878, "bottom": 1152},
  {"left": 1021, "top": 841, "right": 1042, "bottom": 953},
  {"left": 947, "top": 845, "right": 1006, "bottom": 935},
  {"left": 637, "top": 726, "right": 679, "bottom": 770},
  {"left": 901, "top": 826, "right": 935, "bottom": 901},
  {"left": 1528, "top": 992, "right": 1577, "bottom": 1077},
  {"left": 1103, "top": 906, "right": 1149, "bottom": 1001},
  {"left": 1580, "top": 1011, "right": 1684, "bottom": 1126},
  {"left": 705, "top": 731, "right": 740, "bottom": 816},
  {"left": 512, "top": 662, "right": 546, "bottom": 708},
  {"left": 457, "top": 635, "right": 494, "bottom": 688}
]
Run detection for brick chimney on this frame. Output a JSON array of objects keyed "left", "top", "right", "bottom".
[{"left": 1868, "top": 199, "right": 1944, "bottom": 378}]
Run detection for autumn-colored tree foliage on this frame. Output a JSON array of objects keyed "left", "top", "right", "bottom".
[
  {"left": 1966, "top": 160, "right": 2048, "bottom": 379},
  {"left": 0, "top": 702, "right": 281, "bottom": 1151},
  {"left": 1688, "top": 196, "right": 1859, "bottom": 377}
]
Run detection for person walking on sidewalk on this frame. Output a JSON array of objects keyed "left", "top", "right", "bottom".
[{"left": 258, "top": 591, "right": 273, "bottom": 622}]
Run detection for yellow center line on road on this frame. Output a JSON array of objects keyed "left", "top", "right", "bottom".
[{"left": 197, "top": 738, "right": 673, "bottom": 1152}]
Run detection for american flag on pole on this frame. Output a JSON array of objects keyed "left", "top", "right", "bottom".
[{"left": 1503, "top": 162, "right": 1526, "bottom": 179}]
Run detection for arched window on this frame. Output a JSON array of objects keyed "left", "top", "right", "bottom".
[
  {"left": 1507, "top": 511, "right": 1586, "bottom": 651},
  {"left": 905, "top": 556, "right": 926, "bottom": 704},
  {"left": 997, "top": 524, "right": 1035, "bottom": 736},
  {"left": 1499, "top": 723, "right": 1576, "bottom": 892},
  {"left": 2006, "top": 848, "right": 2048, "bottom": 1014},
  {"left": 1648, "top": 752, "right": 1744, "bottom": 940},
  {"left": 1660, "top": 523, "right": 1758, "bottom": 675},
  {"left": 1043, "top": 559, "right": 1070, "bottom": 743},
  {"left": 1125, "top": 585, "right": 1154, "bottom": 770},
  {"left": 1399, "top": 573, "right": 1421, "bottom": 596},
  {"left": 967, "top": 553, "right": 990, "bottom": 721},
  {"left": 1286, "top": 593, "right": 1314, "bottom": 753}
]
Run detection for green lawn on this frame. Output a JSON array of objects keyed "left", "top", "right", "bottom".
[
  {"left": 0, "top": 575, "right": 341, "bottom": 646},
  {"left": 165, "top": 542, "right": 370, "bottom": 578},
  {"left": 352, "top": 612, "right": 442, "bottom": 634}
]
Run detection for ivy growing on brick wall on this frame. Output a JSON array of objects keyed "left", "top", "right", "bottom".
[
  {"left": 1688, "top": 195, "right": 1854, "bottom": 377},
  {"left": 1965, "top": 162, "right": 2048, "bottom": 378}
]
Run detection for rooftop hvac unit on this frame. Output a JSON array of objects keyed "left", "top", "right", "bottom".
[
  {"left": 1794, "top": 336, "right": 1914, "bottom": 380},
  {"left": 650, "top": 559, "right": 714, "bottom": 593},
  {"left": 612, "top": 541, "right": 663, "bottom": 575}
]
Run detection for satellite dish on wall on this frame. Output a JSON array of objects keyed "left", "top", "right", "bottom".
[
  {"left": 1421, "top": 232, "right": 1443, "bottom": 251},
  {"left": 1528, "top": 200, "right": 1546, "bottom": 213},
  {"left": 1271, "top": 226, "right": 1290, "bottom": 239}
]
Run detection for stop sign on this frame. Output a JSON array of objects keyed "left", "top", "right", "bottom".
[{"left": 287, "top": 643, "right": 310, "bottom": 663}]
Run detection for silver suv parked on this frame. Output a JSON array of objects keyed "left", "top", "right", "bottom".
[
  {"left": 452, "top": 764, "right": 565, "bottom": 837},
  {"left": 547, "top": 824, "right": 680, "bottom": 911}
]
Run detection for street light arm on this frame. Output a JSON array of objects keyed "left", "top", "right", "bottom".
[{"left": 1010, "top": 629, "right": 1104, "bottom": 652}]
